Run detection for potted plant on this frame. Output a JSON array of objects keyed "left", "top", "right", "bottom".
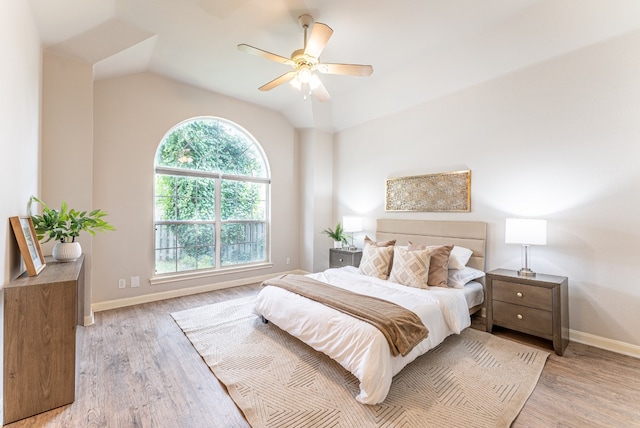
[
  {"left": 30, "top": 197, "right": 115, "bottom": 262},
  {"left": 321, "top": 222, "right": 349, "bottom": 249}
]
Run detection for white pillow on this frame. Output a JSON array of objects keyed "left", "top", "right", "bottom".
[
  {"left": 448, "top": 246, "right": 473, "bottom": 270},
  {"left": 447, "top": 266, "right": 485, "bottom": 289}
]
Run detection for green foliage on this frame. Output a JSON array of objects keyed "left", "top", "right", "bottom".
[
  {"left": 156, "top": 119, "right": 266, "bottom": 177},
  {"left": 322, "top": 222, "right": 349, "bottom": 245},
  {"left": 30, "top": 197, "right": 115, "bottom": 243}
]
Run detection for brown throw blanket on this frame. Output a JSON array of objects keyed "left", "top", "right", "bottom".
[{"left": 262, "top": 274, "right": 429, "bottom": 357}]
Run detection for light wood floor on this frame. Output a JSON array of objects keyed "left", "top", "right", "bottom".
[{"left": 6, "top": 284, "right": 640, "bottom": 428}]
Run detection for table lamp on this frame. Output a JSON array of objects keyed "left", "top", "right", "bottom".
[
  {"left": 505, "top": 218, "right": 547, "bottom": 277},
  {"left": 342, "top": 216, "right": 363, "bottom": 250}
]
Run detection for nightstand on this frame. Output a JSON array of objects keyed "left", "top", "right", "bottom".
[
  {"left": 329, "top": 248, "right": 362, "bottom": 268},
  {"left": 486, "top": 268, "right": 569, "bottom": 356}
]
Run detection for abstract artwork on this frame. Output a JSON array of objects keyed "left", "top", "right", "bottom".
[{"left": 385, "top": 170, "right": 471, "bottom": 212}]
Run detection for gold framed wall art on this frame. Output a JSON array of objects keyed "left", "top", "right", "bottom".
[{"left": 385, "top": 170, "right": 471, "bottom": 212}]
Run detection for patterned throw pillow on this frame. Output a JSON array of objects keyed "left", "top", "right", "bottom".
[
  {"left": 408, "top": 242, "right": 453, "bottom": 287},
  {"left": 388, "top": 246, "right": 432, "bottom": 289},
  {"left": 359, "top": 245, "right": 395, "bottom": 280}
]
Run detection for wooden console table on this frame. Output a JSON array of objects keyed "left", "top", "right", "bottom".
[{"left": 3, "top": 255, "right": 84, "bottom": 424}]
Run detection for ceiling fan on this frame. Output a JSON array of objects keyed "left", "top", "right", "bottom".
[{"left": 237, "top": 14, "right": 373, "bottom": 102}]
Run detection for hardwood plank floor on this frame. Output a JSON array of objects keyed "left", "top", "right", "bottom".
[{"left": 6, "top": 284, "right": 639, "bottom": 427}]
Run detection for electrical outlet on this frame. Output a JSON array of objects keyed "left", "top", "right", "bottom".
[
  {"left": 131, "top": 276, "right": 140, "bottom": 288},
  {"left": 286, "top": 257, "right": 291, "bottom": 265},
  {"left": 118, "top": 279, "right": 126, "bottom": 289}
]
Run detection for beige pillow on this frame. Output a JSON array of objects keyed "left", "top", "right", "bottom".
[
  {"left": 364, "top": 235, "right": 396, "bottom": 247},
  {"left": 408, "top": 242, "right": 453, "bottom": 287},
  {"left": 388, "top": 246, "right": 432, "bottom": 289},
  {"left": 359, "top": 245, "right": 394, "bottom": 280}
]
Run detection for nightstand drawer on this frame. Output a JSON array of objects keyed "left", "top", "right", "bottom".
[
  {"left": 492, "top": 301, "right": 553, "bottom": 336},
  {"left": 329, "top": 249, "right": 362, "bottom": 268},
  {"left": 492, "top": 280, "right": 552, "bottom": 311}
]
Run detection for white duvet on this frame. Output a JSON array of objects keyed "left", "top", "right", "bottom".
[{"left": 253, "top": 266, "right": 472, "bottom": 405}]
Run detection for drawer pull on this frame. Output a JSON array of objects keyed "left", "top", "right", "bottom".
[
  {"left": 516, "top": 292, "right": 523, "bottom": 298},
  {"left": 517, "top": 314, "right": 523, "bottom": 320},
  {"left": 339, "top": 258, "right": 344, "bottom": 262}
]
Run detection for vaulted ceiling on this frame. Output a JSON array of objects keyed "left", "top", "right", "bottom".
[{"left": 28, "top": 0, "right": 640, "bottom": 131}]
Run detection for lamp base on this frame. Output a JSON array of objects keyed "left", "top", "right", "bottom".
[{"left": 517, "top": 268, "right": 536, "bottom": 277}]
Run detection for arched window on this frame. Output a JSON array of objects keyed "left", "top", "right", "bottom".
[{"left": 153, "top": 117, "right": 270, "bottom": 275}]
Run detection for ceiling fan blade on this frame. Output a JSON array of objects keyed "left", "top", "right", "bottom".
[
  {"left": 237, "top": 44, "right": 294, "bottom": 66},
  {"left": 259, "top": 71, "right": 297, "bottom": 91},
  {"left": 318, "top": 63, "right": 373, "bottom": 76},
  {"left": 304, "top": 23, "right": 333, "bottom": 58},
  {"left": 311, "top": 79, "right": 331, "bottom": 102}
]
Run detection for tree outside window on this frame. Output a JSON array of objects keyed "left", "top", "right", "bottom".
[{"left": 154, "top": 117, "right": 270, "bottom": 275}]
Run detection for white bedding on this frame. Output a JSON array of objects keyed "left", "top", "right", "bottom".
[{"left": 253, "top": 266, "right": 477, "bottom": 404}]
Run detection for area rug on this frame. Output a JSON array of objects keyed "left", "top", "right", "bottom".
[{"left": 172, "top": 296, "right": 549, "bottom": 428}]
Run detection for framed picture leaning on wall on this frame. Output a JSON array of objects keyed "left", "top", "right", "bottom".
[{"left": 10, "top": 216, "right": 46, "bottom": 276}]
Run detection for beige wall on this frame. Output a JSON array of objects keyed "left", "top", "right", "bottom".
[
  {"left": 0, "top": 0, "right": 42, "bottom": 421},
  {"left": 298, "top": 129, "right": 334, "bottom": 272},
  {"left": 333, "top": 30, "right": 640, "bottom": 352},
  {"left": 92, "top": 73, "right": 299, "bottom": 304},
  {"left": 41, "top": 53, "right": 94, "bottom": 323}
]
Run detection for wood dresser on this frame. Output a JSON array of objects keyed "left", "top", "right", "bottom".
[
  {"left": 486, "top": 268, "right": 569, "bottom": 356},
  {"left": 3, "top": 255, "right": 84, "bottom": 424}
]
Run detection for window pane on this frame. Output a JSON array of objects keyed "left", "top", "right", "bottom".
[
  {"left": 155, "top": 175, "right": 176, "bottom": 220},
  {"left": 155, "top": 248, "right": 176, "bottom": 274},
  {"left": 155, "top": 224, "right": 177, "bottom": 274},
  {"left": 196, "top": 246, "right": 215, "bottom": 270},
  {"left": 177, "top": 247, "right": 196, "bottom": 272},
  {"left": 156, "top": 118, "right": 268, "bottom": 178},
  {"left": 221, "top": 222, "right": 266, "bottom": 265},
  {"left": 221, "top": 180, "right": 267, "bottom": 221},
  {"left": 155, "top": 175, "right": 215, "bottom": 221},
  {"left": 195, "top": 179, "right": 216, "bottom": 220},
  {"left": 166, "top": 223, "right": 216, "bottom": 271},
  {"left": 156, "top": 121, "right": 218, "bottom": 172}
]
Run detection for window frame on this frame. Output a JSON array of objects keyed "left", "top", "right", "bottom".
[{"left": 152, "top": 117, "right": 271, "bottom": 282}]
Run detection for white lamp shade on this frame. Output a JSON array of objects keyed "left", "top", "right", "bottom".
[
  {"left": 342, "top": 216, "right": 363, "bottom": 233},
  {"left": 505, "top": 218, "right": 547, "bottom": 245}
]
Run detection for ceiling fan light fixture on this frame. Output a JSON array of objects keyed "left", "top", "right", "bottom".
[
  {"left": 297, "top": 66, "right": 312, "bottom": 84},
  {"left": 289, "top": 76, "right": 302, "bottom": 90},
  {"left": 309, "top": 73, "right": 321, "bottom": 90}
]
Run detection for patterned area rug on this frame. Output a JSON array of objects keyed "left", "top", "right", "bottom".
[{"left": 172, "top": 296, "right": 549, "bottom": 428}]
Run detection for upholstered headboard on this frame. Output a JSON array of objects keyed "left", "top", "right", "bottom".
[{"left": 375, "top": 219, "right": 487, "bottom": 271}]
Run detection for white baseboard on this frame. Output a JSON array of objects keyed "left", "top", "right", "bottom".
[
  {"left": 570, "top": 329, "right": 640, "bottom": 359},
  {"left": 91, "top": 269, "right": 307, "bottom": 313},
  {"left": 83, "top": 311, "right": 95, "bottom": 326}
]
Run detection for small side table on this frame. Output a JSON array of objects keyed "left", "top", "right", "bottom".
[
  {"left": 486, "top": 268, "right": 569, "bottom": 356},
  {"left": 329, "top": 248, "right": 362, "bottom": 268}
]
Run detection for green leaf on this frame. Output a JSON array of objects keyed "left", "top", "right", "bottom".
[{"left": 30, "top": 198, "right": 115, "bottom": 243}]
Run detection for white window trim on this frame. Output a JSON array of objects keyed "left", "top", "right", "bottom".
[{"left": 150, "top": 261, "right": 274, "bottom": 285}]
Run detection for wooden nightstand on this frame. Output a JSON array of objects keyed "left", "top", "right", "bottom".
[
  {"left": 486, "top": 268, "right": 569, "bottom": 356},
  {"left": 329, "top": 248, "right": 362, "bottom": 268}
]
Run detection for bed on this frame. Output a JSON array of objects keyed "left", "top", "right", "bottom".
[{"left": 254, "top": 219, "right": 487, "bottom": 405}]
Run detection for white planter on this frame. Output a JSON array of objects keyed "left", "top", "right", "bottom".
[
  {"left": 333, "top": 241, "right": 343, "bottom": 249},
  {"left": 52, "top": 242, "right": 82, "bottom": 262}
]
